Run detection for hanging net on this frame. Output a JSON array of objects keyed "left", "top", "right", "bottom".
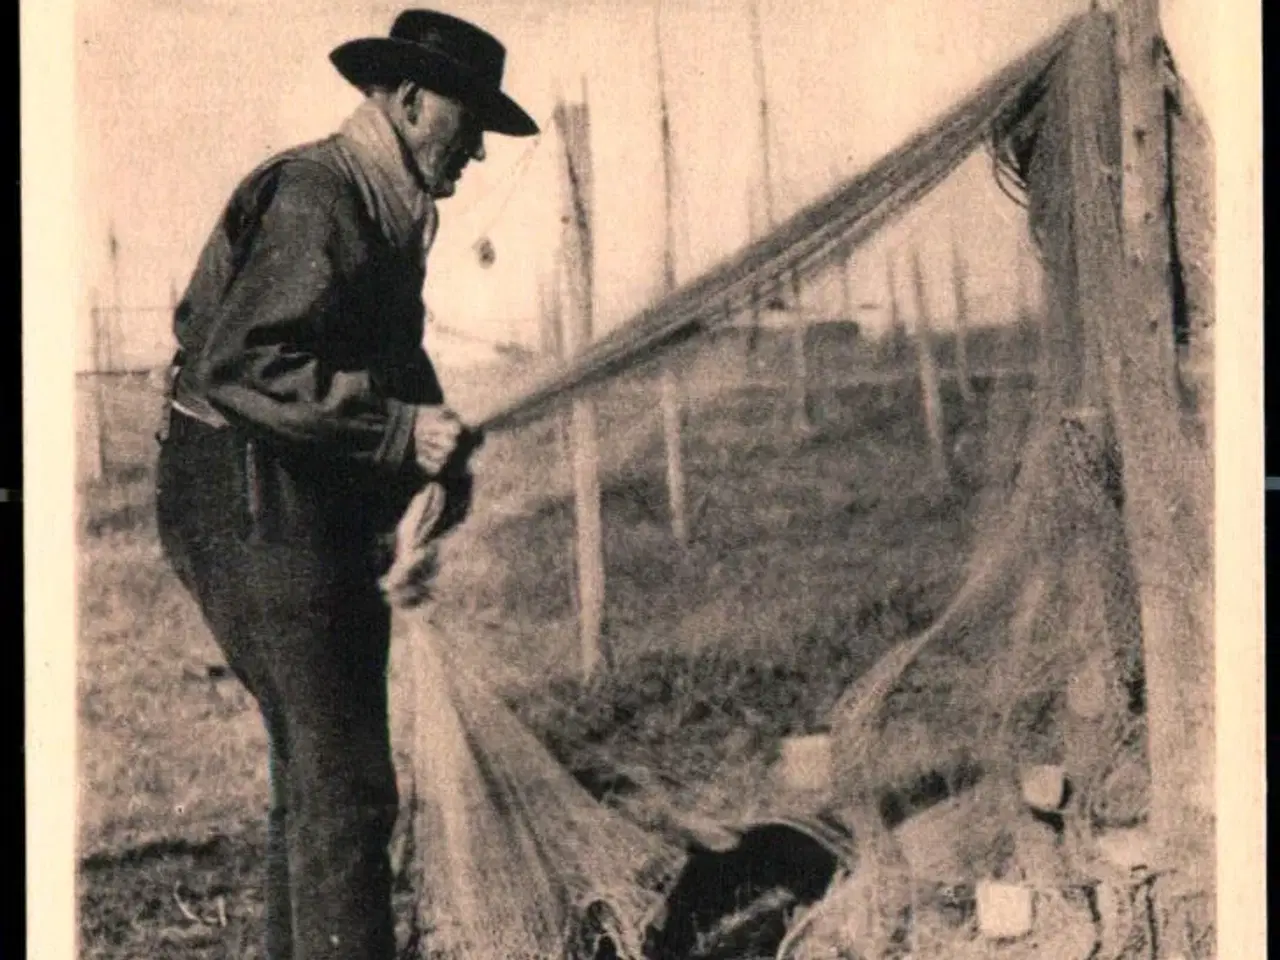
[
  {"left": 387, "top": 9, "right": 1214, "bottom": 960},
  {"left": 382, "top": 487, "right": 688, "bottom": 960}
]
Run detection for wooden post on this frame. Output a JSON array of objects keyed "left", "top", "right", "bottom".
[
  {"left": 788, "top": 270, "right": 813, "bottom": 434},
  {"left": 1067, "top": 7, "right": 1214, "bottom": 897},
  {"left": 85, "top": 290, "right": 106, "bottom": 482},
  {"left": 742, "top": 190, "right": 765, "bottom": 370},
  {"left": 553, "top": 94, "right": 608, "bottom": 679},
  {"left": 745, "top": 281, "right": 762, "bottom": 373},
  {"left": 907, "top": 247, "right": 948, "bottom": 481},
  {"left": 841, "top": 246, "right": 856, "bottom": 325},
  {"left": 750, "top": 0, "right": 806, "bottom": 416},
  {"left": 748, "top": 0, "right": 808, "bottom": 434},
  {"left": 653, "top": 2, "right": 690, "bottom": 546},
  {"left": 106, "top": 225, "right": 123, "bottom": 377},
  {"left": 659, "top": 371, "right": 688, "bottom": 544},
  {"left": 884, "top": 252, "right": 908, "bottom": 369},
  {"left": 948, "top": 234, "right": 975, "bottom": 406},
  {"left": 747, "top": 0, "right": 776, "bottom": 230}
]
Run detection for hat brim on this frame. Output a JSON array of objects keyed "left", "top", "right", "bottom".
[{"left": 330, "top": 38, "right": 539, "bottom": 137}]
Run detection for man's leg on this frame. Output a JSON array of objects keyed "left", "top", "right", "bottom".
[
  {"left": 169, "top": 546, "right": 302, "bottom": 960},
  {"left": 183, "top": 539, "right": 397, "bottom": 960},
  {"left": 157, "top": 420, "right": 399, "bottom": 960},
  {"left": 265, "top": 710, "right": 294, "bottom": 960},
  {"left": 262, "top": 571, "right": 399, "bottom": 960}
]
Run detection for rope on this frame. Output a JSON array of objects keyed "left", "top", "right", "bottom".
[
  {"left": 988, "top": 135, "right": 1031, "bottom": 209},
  {"left": 430, "top": 321, "right": 534, "bottom": 354},
  {"left": 450, "top": 112, "right": 552, "bottom": 242}
]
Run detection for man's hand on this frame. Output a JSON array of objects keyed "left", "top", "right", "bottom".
[{"left": 414, "top": 405, "right": 464, "bottom": 476}]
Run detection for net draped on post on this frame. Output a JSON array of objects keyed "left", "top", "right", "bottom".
[{"left": 816, "top": 15, "right": 1214, "bottom": 958}]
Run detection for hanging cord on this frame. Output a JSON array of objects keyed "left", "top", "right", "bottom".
[
  {"left": 987, "top": 119, "right": 1031, "bottom": 209},
  {"left": 430, "top": 321, "right": 519, "bottom": 350},
  {"left": 451, "top": 112, "right": 552, "bottom": 246},
  {"left": 985, "top": 67, "right": 1050, "bottom": 210},
  {"left": 989, "top": 141, "right": 1030, "bottom": 209}
]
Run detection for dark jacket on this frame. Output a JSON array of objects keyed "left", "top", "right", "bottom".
[{"left": 167, "top": 132, "right": 444, "bottom": 536}]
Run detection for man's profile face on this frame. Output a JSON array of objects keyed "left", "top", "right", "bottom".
[{"left": 395, "top": 84, "right": 486, "bottom": 199}]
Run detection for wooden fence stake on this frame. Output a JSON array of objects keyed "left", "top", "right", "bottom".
[
  {"left": 788, "top": 270, "right": 813, "bottom": 435},
  {"left": 949, "top": 234, "right": 975, "bottom": 406},
  {"left": 908, "top": 247, "right": 948, "bottom": 482},
  {"left": 884, "top": 253, "right": 909, "bottom": 368},
  {"left": 654, "top": 5, "right": 690, "bottom": 546},
  {"left": 743, "top": 191, "right": 762, "bottom": 371},
  {"left": 659, "top": 372, "right": 689, "bottom": 544},
  {"left": 841, "top": 246, "right": 856, "bottom": 325},
  {"left": 86, "top": 289, "right": 106, "bottom": 482},
  {"left": 553, "top": 94, "right": 608, "bottom": 679}
]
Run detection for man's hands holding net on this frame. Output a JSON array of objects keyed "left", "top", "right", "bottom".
[{"left": 381, "top": 406, "right": 485, "bottom": 608}]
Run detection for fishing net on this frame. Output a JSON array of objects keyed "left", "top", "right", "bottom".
[
  {"left": 808, "top": 16, "right": 1216, "bottom": 960},
  {"left": 382, "top": 486, "right": 689, "bottom": 960},
  {"left": 383, "top": 10, "right": 1214, "bottom": 960}
]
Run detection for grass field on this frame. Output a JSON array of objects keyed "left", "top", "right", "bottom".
[{"left": 77, "top": 323, "right": 1043, "bottom": 958}]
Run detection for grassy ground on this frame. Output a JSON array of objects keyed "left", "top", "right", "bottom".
[{"left": 77, "top": 325, "right": 1048, "bottom": 957}]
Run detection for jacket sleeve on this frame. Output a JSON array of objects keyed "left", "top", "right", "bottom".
[{"left": 191, "top": 162, "right": 419, "bottom": 473}]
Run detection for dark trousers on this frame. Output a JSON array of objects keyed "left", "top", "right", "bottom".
[{"left": 156, "top": 410, "right": 400, "bottom": 960}]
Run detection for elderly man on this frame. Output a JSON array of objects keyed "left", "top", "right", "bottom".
[{"left": 154, "top": 11, "right": 538, "bottom": 960}]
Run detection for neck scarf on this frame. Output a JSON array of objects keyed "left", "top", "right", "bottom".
[{"left": 337, "top": 100, "right": 439, "bottom": 257}]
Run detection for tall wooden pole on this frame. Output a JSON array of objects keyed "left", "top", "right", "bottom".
[
  {"left": 908, "top": 247, "right": 947, "bottom": 482},
  {"left": 1085, "top": 1, "right": 1213, "bottom": 888},
  {"left": 788, "top": 270, "right": 813, "bottom": 434},
  {"left": 746, "top": 0, "right": 775, "bottom": 230},
  {"left": 885, "top": 251, "right": 906, "bottom": 367},
  {"left": 553, "top": 94, "right": 608, "bottom": 679},
  {"left": 747, "top": 0, "right": 807, "bottom": 429},
  {"left": 653, "top": 2, "right": 690, "bottom": 546},
  {"left": 743, "top": 19, "right": 765, "bottom": 375},
  {"left": 744, "top": 190, "right": 760, "bottom": 367},
  {"left": 86, "top": 289, "right": 106, "bottom": 481},
  {"left": 841, "top": 246, "right": 856, "bottom": 325},
  {"left": 106, "top": 224, "right": 122, "bottom": 375},
  {"left": 948, "top": 233, "right": 975, "bottom": 405}
]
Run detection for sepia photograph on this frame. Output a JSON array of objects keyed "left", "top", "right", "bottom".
[{"left": 23, "top": 0, "right": 1262, "bottom": 957}]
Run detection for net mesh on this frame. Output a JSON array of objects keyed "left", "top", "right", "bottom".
[
  {"left": 397, "top": 611, "right": 687, "bottom": 960},
  {"left": 391, "top": 10, "right": 1214, "bottom": 960}
]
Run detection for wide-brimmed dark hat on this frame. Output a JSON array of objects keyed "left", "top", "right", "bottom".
[{"left": 330, "top": 10, "right": 539, "bottom": 137}]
